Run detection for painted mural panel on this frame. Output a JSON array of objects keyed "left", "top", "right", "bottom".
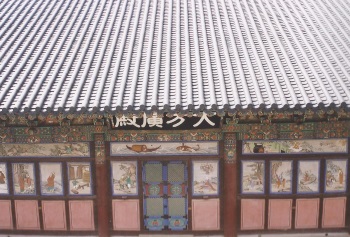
[
  {"left": 12, "top": 163, "right": 36, "bottom": 195},
  {"left": 40, "top": 163, "right": 63, "bottom": 195},
  {"left": 68, "top": 162, "right": 92, "bottom": 195},
  {"left": 0, "top": 163, "right": 9, "bottom": 194},
  {"left": 111, "top": 161, "right": 137, "bottom": 196},
  {"left": 325, "top": 159, "right": 347, "bottom": 193},
  {"left": 110, "top": 142, "right": 218, "bottom": 156},
  {"left": 270, "top": 161, "right": 292, "bottom": 194},
  {"left": 241, "top": 161, "right": 265, "bottom": 194},
  {"left": 297, "top": 161, "right": 320, "bottom": 194},
  {"left": 192, "top": 160, "right": 219, "bottom": 196},
  {"left": 0, "top": 143, "right": 90, "bottom": 157},
  {"left": 243, "top": 139, "right": 347, "bottom": 154}
]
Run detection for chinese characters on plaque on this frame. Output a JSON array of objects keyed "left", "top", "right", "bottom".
[{"left": 112, "top": 112, "right": 216, "bottom": 129}]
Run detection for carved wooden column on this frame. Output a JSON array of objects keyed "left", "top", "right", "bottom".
[
  {"left": 224, "top": 133, "right": 237, "bottom": 237},
  {"left": 94, "top": 133, "right": 109, "bottom": 237}
]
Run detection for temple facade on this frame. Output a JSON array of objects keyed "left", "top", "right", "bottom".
[
  {"left": 1, "top": 0, "right": 350, "bottom": 236},
  {"left": 0, "top": 113, "right": 349, "bottom": 236}
]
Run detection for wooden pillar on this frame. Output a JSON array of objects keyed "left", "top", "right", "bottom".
[
  {"left": 224, "top": 133, "right": 237, "bottom": 237},
  {"left": 95, "top": 134, "right": 110, "bottom": 237}
]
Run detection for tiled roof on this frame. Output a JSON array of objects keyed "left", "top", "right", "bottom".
[{"left": 1, "top": 0, "right": 350, "bottom": 115}]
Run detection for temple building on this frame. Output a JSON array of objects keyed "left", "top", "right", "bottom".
[{"left": 1, "top": 0, "right": 350, "bottom": 236}]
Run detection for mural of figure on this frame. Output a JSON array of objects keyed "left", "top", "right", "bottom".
[
  {"left": 13, "top": 163, "right": 36, "bottom": 194},
  {"left": 113, "top": 162, "right": 137, "bottom": 194},
  {"left": 19, "top": 174, "right": 25, "bottom": 192},
  {"left": 326, "top": 171, "right": 334, "bottom": 187},
  {"left": 47, "top": 172, "right": 55, "bottom": 192},
  {"left": 68, "top": 162, "right": 92, "bottom": 195},
  {"left": 0, "top": 171, "right": 5, "bottom": 184},
  {"left": 25, "top": 172, "right": 32, "bottom": 187},
  {"left": 270, "top": 161, "right": 292, "bottom": 194},
  {"left": 325, "top": 160, "right": 347, "bottom": 193},
  {"left": 339, "top": 169, "right": 344, "bottom": 185}
]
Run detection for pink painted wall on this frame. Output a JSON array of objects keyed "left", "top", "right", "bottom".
[
  {"left": 0, "top": 200, "right": 13, "bottom": 229},
  {"left": 268, "top": 199, "right": 292, "bottom": 229},
  {"left": 192, "top": 199, "right": 220, "bottom": 230},
  {"left": 241, "top": 199, "right": 265, "bottom": 230},
  {"left": 42, "top": 200, "right": 67, "bottom": 230},
  {"left": 322, "top": 197, "right": 346, "bottom": 228},
  {"left": 69, "top": 200, "right": 95, "bottom": 231},
  {"left": 112, "top": 199, "right": 140, "bottom": 230},
  {"left": 295, "top": 198, "right": 319, "bottom": 229},
  {"left": 15, "top": 200, "right": 40, "bottom": 230}
]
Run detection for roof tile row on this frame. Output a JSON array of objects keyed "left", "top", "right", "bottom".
[{"left": 0, "top": 0, "right": 350, "bottom": 115}]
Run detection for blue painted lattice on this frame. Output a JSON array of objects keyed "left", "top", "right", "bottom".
[{"left": 143, "top": 161, "right": 188, "bottom": 231}]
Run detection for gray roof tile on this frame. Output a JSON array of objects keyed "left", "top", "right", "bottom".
[{"left": 1, "top": 0, "right": 350, "bottom": 115}]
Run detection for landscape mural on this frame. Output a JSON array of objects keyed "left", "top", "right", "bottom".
[
  {"left": 0, "top": 143, "right": 90, "bottom": 157},
  {"left": 325, "top": 159, "right": 347, "bottom": 193},
  {"left": 243, "top": 139, "right": 347, "bottom": 154},
  {"left": 298, "top": 160, "right": 320, "bottom": 193},
  {"left": 270, "top": 161, "right": 292, "bottom": 194},
  {"left": 241, "top": 160, "right": 265, "bottom": 194},
  {"left": 192, "top": 160, "right": 219, "bottom": 196}
]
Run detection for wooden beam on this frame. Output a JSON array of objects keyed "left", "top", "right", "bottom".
[
  {"left": 224, "top": 133, "right": 237, "bottom": 237},
  {"left": 96, "top": 164, "right": 109, "bottom": 237},
  {"left": 95, "top": 134, "right": 109, "bottom": 237},
  {"left": 224, "top": 162, "right": 237, "bottom": 237}
]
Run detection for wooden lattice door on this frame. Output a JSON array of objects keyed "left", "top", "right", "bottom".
[{"left": 142, "top": 161, "right": 188, "bottom": 231}]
